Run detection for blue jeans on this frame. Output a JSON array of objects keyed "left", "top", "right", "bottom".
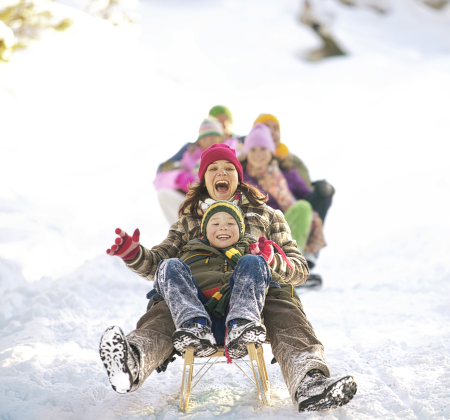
[{"left": 154, "top": 254, "right": 272, "bottom": 345}]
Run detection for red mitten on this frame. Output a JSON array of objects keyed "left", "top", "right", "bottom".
[
  {"left": 257, "top": 236, "right": 274, "bottom": 265},
  {"left": 106, "top": 228, "right": 140, "bottom": 261},
  {"left": 251, "top": 236, "right": 294, "bottom": 269},
  {"left": 249, "top": 242, "right": 260, "bottom": 254}
]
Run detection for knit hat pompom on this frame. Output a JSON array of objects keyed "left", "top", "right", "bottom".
[
  {"left": 275, "top": 143, "right": 289, "bottom": 158},
  {"left": 198, "top": 116, "right": 224, "bottom": 140},
  {"left": 198, "top": 143, "right": 243, "bottom": 183},
  {"left": 209, "top": 105, "right": 233, "bottom": 123},
  {"left": 201, "top": 200, "right": 245, "bottom": 240},
  {"left": 244, "top": 123, "right": 275, "bottom": 155},
  {"left": 253, "top": 113, "right": 280, "bottom": 128}
]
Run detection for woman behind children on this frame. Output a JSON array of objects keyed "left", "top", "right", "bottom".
[
  {"left": 100, "top": 143, "right": 357, "bottom": 412},
  {"left": 251, "top": 114, "right": 335, "bottom": 270},
  {"left": 241, "top": 123, "right": 326, "bottom": 284}
]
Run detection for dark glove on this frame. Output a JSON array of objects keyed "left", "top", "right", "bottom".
[{"left": 156, "top": 348, "right": 182, "bottom": 373}]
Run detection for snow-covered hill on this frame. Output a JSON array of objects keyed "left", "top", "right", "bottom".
[{"left": 1, "top": 0, "right": 449, "bottom": 419}]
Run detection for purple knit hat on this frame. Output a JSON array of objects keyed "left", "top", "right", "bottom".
[{"left": 243, "top": 123, "right": 275, "bottom": 154}]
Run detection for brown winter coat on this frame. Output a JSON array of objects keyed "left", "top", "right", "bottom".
[{"left": 126, "top": 196, "right": 309, "bottom": 286}]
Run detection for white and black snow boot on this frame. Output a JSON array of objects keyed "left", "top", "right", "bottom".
[
  {"left": 225, "top": 319, "right": 266, "bottom": 359},
  {"left": 99, "top": 326, "right": 139, "bottom": 394},
  {"left": 296, "top": 369, "right": 357, "bottom": 412},
  {"left": 172, "top": 317, "right": 217, "bottom": 357}
]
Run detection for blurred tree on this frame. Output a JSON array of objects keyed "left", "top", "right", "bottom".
[
  {"left": 422, "top": 0, "right": 449, "bottom": 9},
  {"left": 0, "top": 19, "right": 15, "bottom": 61},
  {"left": 0, "top": 0, "right": 72, "bottom": 61},
  {"left": 298, "top": 0, "right": 346, "bottom": 62},
  {"left": 84, "top": 0, "right": 139, "bottom": 29},
  {"left": 298, "top": 0, "right": 450, "bottom": 62},
  {"left": 336, "top": 0, "right": 449, "bottom": 12},
  {"left": 336, "top": 0, "right": 389, "bottom": 14}
]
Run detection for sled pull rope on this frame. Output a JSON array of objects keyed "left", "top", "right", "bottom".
[
  {"left": 224, "top": 327, "right": 232, "bottom": 364},
  {"left": 265, "top": 240, "right": 293, "bottom": 269}
]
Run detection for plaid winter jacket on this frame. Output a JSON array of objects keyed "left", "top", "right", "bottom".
[{"left": 125, "top": 198, "right": 309, "bottom": 286}]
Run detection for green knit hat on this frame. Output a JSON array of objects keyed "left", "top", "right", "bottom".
[
  {"left": 209, "top": 105, "right": 233, "bottom": 123},
  {"left": 201, "top": 201, "right": 245, "bottom": 240}
]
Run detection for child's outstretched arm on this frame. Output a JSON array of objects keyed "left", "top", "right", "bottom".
[{"left": 105, "top": 218, "right": 191, "bottom": 281}]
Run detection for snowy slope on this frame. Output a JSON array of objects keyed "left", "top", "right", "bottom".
[{"left": 1, "top": 0, "right": 450, "bottom": 419}]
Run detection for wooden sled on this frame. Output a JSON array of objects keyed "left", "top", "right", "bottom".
[{"left": 179, "top": 343, "right": 270, "bottom": 411}]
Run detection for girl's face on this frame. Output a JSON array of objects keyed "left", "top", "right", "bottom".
[
  {"left": 198, "top": 134, "right": 222, "bottom": 151},
  {"left": 215, "top": 114, "right": 233, "bottom": 138},
  {"left": 206, "top": 212, "right": 239, "bottom": 248},
  {"left": 204, "top": 160, "right": 239, "bottom": 201},
  {"left": 247, "top": 146, "right": 272, "bottom": 169},
  {"left": 263, "top": 121, "right": 280, "bottom": 148}
]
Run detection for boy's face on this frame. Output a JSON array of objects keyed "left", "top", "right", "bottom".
[
  {"left": 198, "top": 134, "right": 223, "bottom": 151},
  {"left": 215, "top": 114, "right": 232, "bottom": 137},
  {"left": 206, "top": 212, "right": 240, "bottom": 249},
  {"left": 263, "top": 121, "right": 280, "bottom": 148}
]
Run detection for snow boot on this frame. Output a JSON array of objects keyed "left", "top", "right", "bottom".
[
  {"left": 297, "top": 273, "right": 323, "bottom": 288},
  {"left": 303, "top": 252, "right": 317, "bottom": 270},
  {"left": 99, "top": 326, "right": 140, "bottom": 394},
  {"left": 172, "top": 317, "right": 217, "bottom": 357},
  {"left": 296, "top": 369, "right": 357, "bottom": 412},
  {"left": 225, "top": 319, "right": 266, "bottom": 359}
]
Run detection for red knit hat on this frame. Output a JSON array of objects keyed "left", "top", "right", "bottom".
[{"left": 198, "top": 144, "right": 243, "bottom": 183}]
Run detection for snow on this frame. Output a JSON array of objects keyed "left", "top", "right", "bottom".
[{"left": 1, "top": 0, "right": 450, "bottom": 418}]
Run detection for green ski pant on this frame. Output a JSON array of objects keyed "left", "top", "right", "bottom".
[{"left": 284, "top": 199, "right": 313, "bottom": 252}]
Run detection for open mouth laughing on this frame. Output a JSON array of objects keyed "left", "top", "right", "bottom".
[{"left": 215, "top": 180, "right": 229, "bottom": 194}]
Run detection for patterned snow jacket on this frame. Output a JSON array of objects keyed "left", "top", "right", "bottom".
[{"left": 125, "top": 196, "right": 309, "bottom": 286}]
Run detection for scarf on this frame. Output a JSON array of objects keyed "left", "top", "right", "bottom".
[
  {"left": 218, "top": 245, "right": 243, "bottom": 269},
  {"left": 202, "top": 245, "right": 243, "bottom": 319},
  {"left": 204, "top": 283, "right": 230, "bottom": 318},
  {"left": 247, "top": 160, "right": 295, "bottom": 212},
  {"left": 199, "top": 192, "right": 243, "bottom": 215}
]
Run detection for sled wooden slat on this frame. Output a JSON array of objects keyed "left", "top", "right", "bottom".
[
  {"left": 179, "top": 345, "right": 270, "bottom": 411},
  {"left": 247, "top": 343, "right": 270, "bottom": 405},
  {"left": 179, "top": 347, "right": 194, "bottom": 410}
]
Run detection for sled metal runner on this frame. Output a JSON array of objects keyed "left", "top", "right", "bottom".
[{"left": 179, "top": 344, "right": 270, "bottom": 411}]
